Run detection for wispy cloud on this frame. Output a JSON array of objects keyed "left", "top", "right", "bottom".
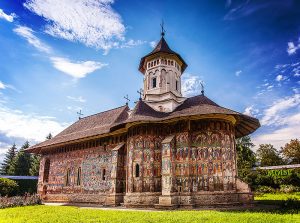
[
  {"left": 243, "top": 105, "right": 259, "bottom": 117},
  {"left": 149, "top": 41, "right": 157, "bottom": 48},
  {"left": 51, "top": 57, "right": 107, "bottom": 79},
  {"left": 261, "top": 93, "right": 300, "bottom": 126},
  {"left": 24, "top": 0, "right": 126, "bottom": 53},
  {"left": 182, "top": 74, "right": 203, "bottom": 97},
  {"left": 13, "top": 26, "right": 52, "bottom": 53},
  {"left": 0, "top": 81, "right": 18, "bottom": 92},
  {"left": 235, "top": 70, "right": 242, "bottom": 77},
  {"left": 275, "top": 74, "right": 285, "bottom": 82},
  {"left": 287, "top": 39, "right": 300, "bottom": 55},
  {"left": 67, "top": 96, "right": 86, "bottom": 103},
  {"left": 0, "top": 105, "right": 67, "bottom": 144},
  {"left": 0, "top": 8, "right": 16, "bottom": 22},
  {"left": 119, "top": 39, "right": 146, "bottom": 49}
]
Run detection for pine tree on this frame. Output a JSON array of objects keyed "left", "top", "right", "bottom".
[
  {"left": 46, "top": 133, "right": 53, "bottom": 140},
  {"left": 29, "top": 155, "right": 41, "bottom": 176},
  {"left": 0, "top": 143, "right": 17, "bottom": 175},
  {"left": 8, "top": 141, "right": 31, "bottom": 176}
]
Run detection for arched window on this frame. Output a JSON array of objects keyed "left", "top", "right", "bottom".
[
  {"left": 76, "top": 167, "right": 81, "bottom": 186},
  {"left": 102, "top": 168, "right": 106, "bottom": 180},
  {"left": 66, "top": 168, "right": 70, "bottom": 186},
  {"left": 171, "top": 61, "right": 174, "bottom": 66},
  {"left": 135, "top": 164, "right": 140, "bottom": 177},
  {"left": 43, "top": 159, "right": 50, "bottom": 183}
]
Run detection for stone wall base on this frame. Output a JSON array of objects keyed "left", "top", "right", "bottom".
[
  {"left": 43, "top": 193, "right": 107, "bottom": 204},
  {"left": 124, "top": 192, "right": 161, "bottom": 208},
  {"left": 105, "top": 193, "right": 124, "bottom": 206}
]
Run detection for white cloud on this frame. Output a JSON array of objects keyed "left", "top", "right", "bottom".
[
  {"left": 287, "top": 41, "right": 300, "bottom": 55},
  {"left": 0, "top": 8, "right": 16, "bottom": 22},
  {"left": 243, "top": 106, "right": 259, "bottom": 117},
  {"left": 235, "top": 70, "right": 242, "bottom": 77},
  {"left": 50, "top": 57, "right": 107, "bottom": 79},
  {"left": 24, "top": 0, "right": 125, "bottom": 53},
  {"left": 182, "top": 74, "right": 203, "bottom": 97},
  {"left": 0, "top": 105, "right": 67, "bottom": 143},
  {"left": 13, "top": 26, "right": 51, "bottom": 53},
  {"left": 67, "top": 96, "right": 86, "bottom": 103},
  {"left": 275, "top": 74, "right": 285, "bottom": 82},
  {"left": 149, "top": 41, "right": 157, "bottom": 48},
  {"left": 0, "top": 81, "right": 6, "bottom": 89},
  {"left": 0, "top": 81, "right": 18, "bottom": 92},
  {"left": 261, "top": 94, "right": 300, "bottom": 126},
  {"left": 253, "top": 112, "right": 300, "bottom": 150},
  {"left": 119, "top": 39, "right": 146, "bottom": 49}
]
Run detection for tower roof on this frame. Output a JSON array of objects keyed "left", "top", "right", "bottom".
[{"left": 139, "top": 36, "right": 187, "bottom": 73}]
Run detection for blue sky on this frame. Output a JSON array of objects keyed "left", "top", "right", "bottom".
[{"left": 0, "top": 0, "right": 300, "bottom": 160}]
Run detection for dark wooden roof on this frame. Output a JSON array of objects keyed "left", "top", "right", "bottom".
[
  {"left": 28, "top": 105, "right": 129, "bottom": 152},
  {"left": 139, "top": 37, "right": 188, "bottom": 73},
  {"left": 27, "top": 94, "right": 260, "bottom": 153},
  {"left": 117, "top": 95, "right": 260, "bottom": 138}
]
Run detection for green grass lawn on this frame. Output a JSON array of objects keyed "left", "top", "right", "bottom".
[{"left": 0, "top": 193, "right": 299, "bottom": 223}]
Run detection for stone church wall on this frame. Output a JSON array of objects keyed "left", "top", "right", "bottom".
[{"left": 39, "top": 144, "right": 115, "bottom": 204}]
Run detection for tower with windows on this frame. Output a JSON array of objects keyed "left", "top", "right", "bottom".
[{"left": 139, "top": 32, "right": 187, "bottom": 112}]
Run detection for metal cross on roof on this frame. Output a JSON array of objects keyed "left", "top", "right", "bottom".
[
  {"left": 124, "top": 94, "right": 130, "bottom": 105},
  {"left": 137, "top": 88, "right": 143, "bottom": 100},
  {"left": 77, "top": 110, "right": 83, "bottom": 120},
  {"left": 200, "top": 81, "right": 205, "bottom": 95},
  {"left": 160, "top": 20, "right": 166, "bottom": 37}
]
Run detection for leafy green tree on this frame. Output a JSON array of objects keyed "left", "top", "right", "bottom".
[
  {"left": 281, "top": 139, "right": 300, "bottom": 164},
  {"left": 0, "top": 143, "right": 17, "bottom": 175},
  {"left": 256, "top": 144, "right": 284, "bottom": 167},
  {"left": 8, "top": 141, "right": 31, "bottom": 176}
]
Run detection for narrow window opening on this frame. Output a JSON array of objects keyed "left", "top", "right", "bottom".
[
  {"left": 77, "top": 167, "right": 81, "bottom": 186},
  {"left": 176, "top": 80, "right": 178, "bottom": 91},
  {"left": 66, "top": 168, "right": 70, "bottom": 186},
  {"left": 135, "top": 164, "right": 140, "bottom": 177},
  {"left": 152, "top": 77, "right": 157, "bottom": 88},
  {"left": 102, "top": 168, "right": 106, "bottom": 180},
  {"left": 43, "top": 159, "right": 50, "bottom": 183}
]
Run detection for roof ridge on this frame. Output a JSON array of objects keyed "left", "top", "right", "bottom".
[{"left": 78, "top": 105, "right": 128, "bottom": 121}]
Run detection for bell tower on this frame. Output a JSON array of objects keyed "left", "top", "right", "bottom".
[{"left": 138, "top": 27, "right": 187, "bottom": 112}]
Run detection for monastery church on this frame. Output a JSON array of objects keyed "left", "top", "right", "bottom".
[{"left": 27, "top": 31, "right": 260, "bottom": 208}]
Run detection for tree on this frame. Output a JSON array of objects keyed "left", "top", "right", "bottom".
[
  {"left": 236, "top": 136, "right": 256, "bottom": 169},
  {"left": 0, "top": 143, "right": 17, "bottom": 175},
  {"left": 8, "top": 141, "right": 32, "bottom": 176},
  {"left": 29, "top": 155, "right": 40, "bottom": 176},
  {"left": 281, "top": 139, "right": 300, "bottom": 164},
  {"left": 256, "top": 144, "right": 284, "bottom": 167},
  {"left": 46, "top": 133, "right": 53, "bottom": 140}
]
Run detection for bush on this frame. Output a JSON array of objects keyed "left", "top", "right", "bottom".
[
  {"left": 256, "top": 186, "right": 275, "bottom": 193},
  {"left": 0, "top": 178, "right": 19, "bottom": 197},
  {"left": 14, "top": 179, "right": 38, "bottom": 195},
  {"left": 280, "top": 185, "right": 300, "bottom": 193},
  {"left": 0, "top": 194, "right": 41, "bottom": 209}
]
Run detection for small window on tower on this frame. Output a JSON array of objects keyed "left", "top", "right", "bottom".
[
  {"left": 152, "top": 77, "right": 157, "bottom": 88},
  {"left": 176, "top": 80, "right": 178, "bottom": 91}
]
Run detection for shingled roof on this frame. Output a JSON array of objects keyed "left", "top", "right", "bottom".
[
  {"left": 117, "top": 94, "right": 260, "bottom": 138},
  {"left": 27, "top": 94, "right": 260, "bottom": 153},
  {"left": 27, "top": 105, "right": 129, "bottom": 152},
  {"left": 139, "top": 37, "right": 187, "bottom": 73}
]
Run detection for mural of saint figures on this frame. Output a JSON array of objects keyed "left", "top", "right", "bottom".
[
  {"left": 204, "top": 176, "right": 208, "bottom": 191},
  {"left": 180, "top": 164, "right": 184, "bottom": 175}
]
